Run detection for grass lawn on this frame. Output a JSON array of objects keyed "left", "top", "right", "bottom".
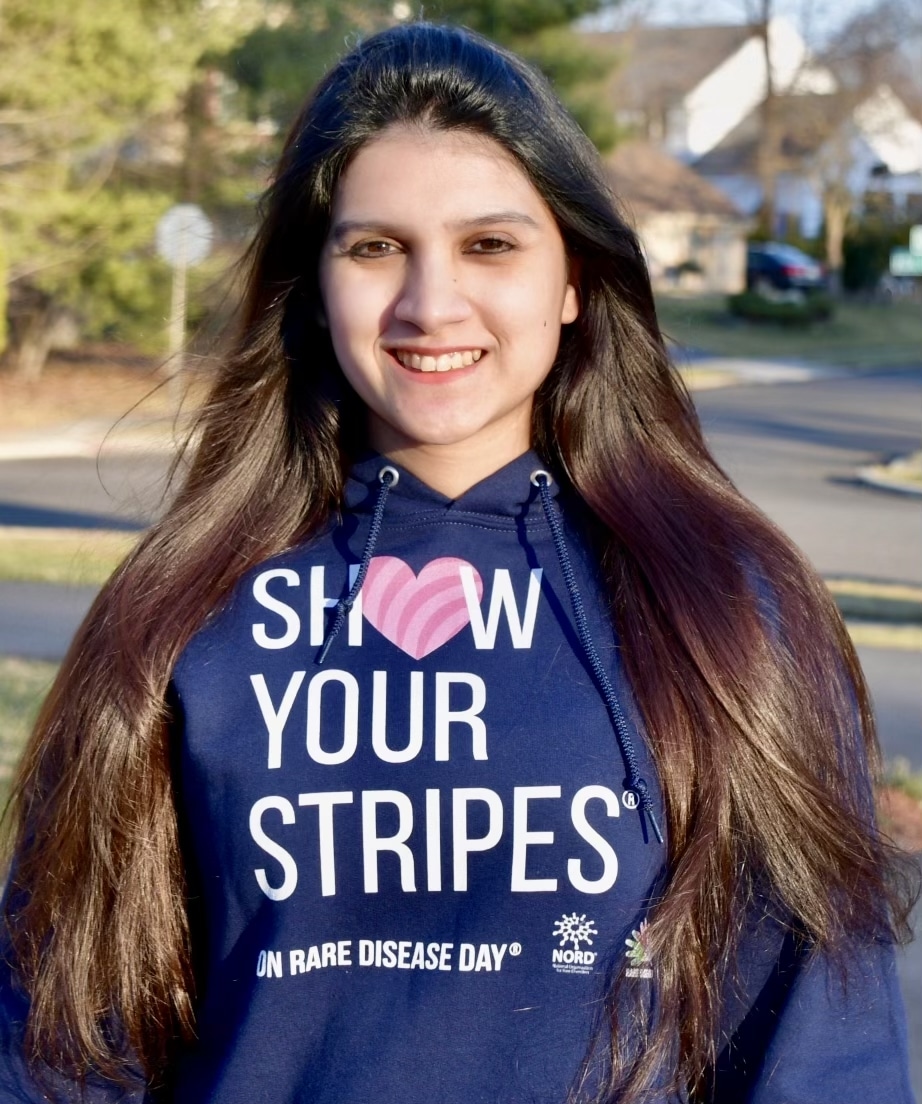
[
  {"left": 656, "top": 294, "right": 922, "bottom": 368},
  {"left": 0, "top": 657, "right": 57, "bottom": 806},
  {"left": 0, "top": 654, "right": 917, "bottom": 847},
  {"left": 0, "top": 527, "right": 136, "bottom": 585}
]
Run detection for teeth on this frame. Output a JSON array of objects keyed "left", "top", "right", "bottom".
[{"left": 393, "top": 349, "right": 483, "bottom": 372}]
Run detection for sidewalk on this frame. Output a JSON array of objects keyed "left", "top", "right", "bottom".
[
  {"left": 678, "top": 355, "right": 846, "bottom": 391},
  {"left": 1, "top": 360, "right": 920, "bottom": 653},
  {"left": 0, "top": 358, "right": 854, "bottom": 462},
  {"left": 0, "top": 414, "right": 190, "bottom": 462}
]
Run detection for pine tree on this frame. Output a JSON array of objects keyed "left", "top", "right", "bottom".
[
  {"left": 225, "top": 0, "right": 623, "bottom": 150},
  {"left": 0, "top": 0, "right": 260, "bottom": 375}
]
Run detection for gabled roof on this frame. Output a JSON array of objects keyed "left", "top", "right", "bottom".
[
  {"left": 605, "top": 140, "right": 745, "bottom": 219},
  {"left": 693, "top": 93, "right": 857, "bottom": 175},
  {"left": 586, "top": 25, "right": 754, "bottom": 111}
]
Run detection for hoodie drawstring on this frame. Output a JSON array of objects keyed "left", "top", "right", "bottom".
[
  {"left": 531, "top": 470, "right": 664, "bottom": 845},
  {"left": 318, "top": 461, "right": 663, "bottom": 846},
  {"left": 317, "top": 465, "right": 399, "bottom": 665}
]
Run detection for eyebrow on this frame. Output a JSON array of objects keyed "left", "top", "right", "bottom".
[{"left": 329, "top": 211, "right": 542, "bottom": 242}]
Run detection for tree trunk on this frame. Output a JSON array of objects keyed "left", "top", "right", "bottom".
[
  {"left": 11, "top": 302, "right": 56, "bottom": 381},
  {"left": 8, "top": 298, "right": 77, "bottom": 381},
  {"left": 824, "top": 190, "right": 851, "bottom": 295},
  {"left": 182, "top": 68, "right": 221, "bottom": 203},
  {"left": 754, "top": 1, "right": 780, "bottom": 236}
]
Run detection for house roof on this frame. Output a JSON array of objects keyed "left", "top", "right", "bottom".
[
  {"left": 693, "top": 93, "right": 857, "bottom": 175},
  {"left": 586, "top": 25, "right": 754, "bottom": 112},
  {"left": 605, "top": 140, "right": 745, "bottom": 220}
]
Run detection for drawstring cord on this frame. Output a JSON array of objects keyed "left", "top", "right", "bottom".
[
  {"left": 317, "top": 461, "right": 663, "bottom": 846},
  {"left": 531, "top": 470, "right": 664, "bottom": 845},
  {"left": 317, "top": 465, "right": 399, "bottom": 665}
]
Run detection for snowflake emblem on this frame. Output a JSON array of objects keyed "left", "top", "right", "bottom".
[
  {"left": 552, "top": 912, "right": 598, "bottom": 949},
  {"left": 624, "top": 919, "right": 652, "bottom": 966}
]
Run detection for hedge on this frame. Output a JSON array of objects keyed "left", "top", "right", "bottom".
[{"left": 727, "top": 290, "right": 835, "bottom": 326}]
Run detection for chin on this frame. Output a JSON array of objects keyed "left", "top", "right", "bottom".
[{"left": 389, "top": 420, "right": 489, "bottom": 449}]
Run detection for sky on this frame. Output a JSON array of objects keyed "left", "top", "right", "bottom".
[{"left": 581, "top": 0, "right": 887, "bottom": 46}]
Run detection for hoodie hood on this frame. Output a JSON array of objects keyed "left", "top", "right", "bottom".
[{"left": 342, "top": 448, "right": 561, "bottom": 519}]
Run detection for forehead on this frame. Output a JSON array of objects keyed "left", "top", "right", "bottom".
[{"left": 330, "top": 125, "right": 554, "bottom": 226}]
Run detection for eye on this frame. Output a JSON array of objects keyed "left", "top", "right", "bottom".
[
  {"left": 348, "top": 239, "right": 399, "bottom": 258},
  {"left": 467, "top": 236, "right": 514, "bottom": 255}
]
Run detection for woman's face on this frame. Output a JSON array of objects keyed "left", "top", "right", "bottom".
[{"left": 318, "top": 124, "right": 578, "bottom": 492}]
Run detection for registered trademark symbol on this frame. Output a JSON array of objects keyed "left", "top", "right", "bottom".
[
  {"left": 622, "top": 790, "right": 639, "bottom": 810},
  {"left": 509, "top": 942, "right": 522, "bottom": 957}
]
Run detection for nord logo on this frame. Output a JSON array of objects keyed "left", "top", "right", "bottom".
[{"left": 551, "top": 948, "right": 597, "bottom": 965}]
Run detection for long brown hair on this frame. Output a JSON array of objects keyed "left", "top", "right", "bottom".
[{"left": 4, "top": 22, "right": 916, "bottom": 1101}]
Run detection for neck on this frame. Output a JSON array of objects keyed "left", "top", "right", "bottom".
[
  {"left": 383, "top": 444, "right": 528, "bottom": 498},
  {"left": 367, "top": 407, "right": 534, "bottom": 498},
  {"left": 372, "top": 436, "right": 530, "bottom": 500}
]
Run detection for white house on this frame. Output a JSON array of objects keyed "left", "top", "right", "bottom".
[
  {"left": 693, "top": 85, "right": 922, "bottom": 237},
  {"left": 590, "top": 17, "right": 834, "bottom": 163},
  {"left": 587, "top": 19, "right": 922, "bottom": 238},
  {"left": 605, "top": 141, "right": 750, "bottom": 293}
]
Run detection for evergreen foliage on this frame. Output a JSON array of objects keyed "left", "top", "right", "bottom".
[
  {"left": 0, "top": 0, "right": 261, "bottom": 373},
  {"left": 0, "top": 0, "right": 623, "bottom": 373},
  {"left": 226, "top": 0, "right": 622, "bottom": 149}
]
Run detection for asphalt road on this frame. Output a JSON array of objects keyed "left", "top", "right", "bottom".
[
  {"left": 4, "top": 368, "right": 918, "bottom": 762},
  {"left": 0, "top": 451, "right": 168, "bottom": 531},
  {"left": 693, "top": 369, "right": 922, "bottom": 776},
  {"left": 694, "top": 368, "right": 922, "bottom": 585},
  {"left": 2, "top": 368, "right": 918, "bottom": 574}
]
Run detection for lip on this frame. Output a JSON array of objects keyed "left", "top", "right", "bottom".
[
  {"left": 384, "top": 348, "right": 482, "bottom": 381},
  {"left": 385, "top": 346, "right": 485, "bottom": 356}
]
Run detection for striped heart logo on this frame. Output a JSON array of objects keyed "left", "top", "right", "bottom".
[{"left": 362, "top": 557, "right": 483, "bottom": 659}]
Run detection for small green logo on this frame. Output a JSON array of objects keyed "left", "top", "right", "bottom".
[{"left": 625, "top": 920, "right": 652, "bottom": 970}]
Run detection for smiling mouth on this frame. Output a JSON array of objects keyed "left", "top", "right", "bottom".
[{"left": 391, "top": 349, "right": 483, "bottom": 373}]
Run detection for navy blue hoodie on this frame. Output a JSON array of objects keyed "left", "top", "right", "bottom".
[{"left": 0, "top": 451, "right": 913, "bottom": 1103}]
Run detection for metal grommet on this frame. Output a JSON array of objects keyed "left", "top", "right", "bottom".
[
  {"left": 378, "top": 465, "right": 400, "bottom": 487},
  {"left": 530, "top": 469, "right": 552, "bottom": 488}
]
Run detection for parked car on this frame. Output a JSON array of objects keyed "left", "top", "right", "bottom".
[{"left": 746, "top": 242, "right": 826, "bottom": 293}]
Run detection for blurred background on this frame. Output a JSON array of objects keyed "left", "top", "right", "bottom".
[{"left": 0, "top": 0, "right": 920, "bottom": 1082}]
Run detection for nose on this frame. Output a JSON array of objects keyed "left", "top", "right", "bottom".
[{"left": 393, "top": 251, "right": 473, "bottom": 332}]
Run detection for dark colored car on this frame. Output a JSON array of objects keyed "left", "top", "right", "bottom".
[{"left": 746, "top": 242, "right": 826, "bottom": 293}]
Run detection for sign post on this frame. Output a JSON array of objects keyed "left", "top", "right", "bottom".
[{"left": 156, "top": 204, "right": 214, "bottom": 402}]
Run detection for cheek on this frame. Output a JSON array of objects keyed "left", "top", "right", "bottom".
[
  {"left": 321, "top": 268, "right": 393, "bottom": 353},
  {"left": 482, "top": 277, "right": 569, "bottom": 365},
  {"left": 324, "top": 280, "right": 366, "bottom": 342},
  {"left": 484, "top": 262, "right": 570, "bottom": 328}
]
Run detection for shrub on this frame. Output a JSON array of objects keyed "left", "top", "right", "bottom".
[
  {"left": 842, "top": 217, "right": 916, "bottom": 292},
  {"left": 727, "top": 290, "right": 835, "bottom": 326}
]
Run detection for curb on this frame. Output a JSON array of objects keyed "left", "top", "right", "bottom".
[
  {"left": 678, "top": 357, "right": 842, "bottom": 391},
  {"left": 0, "top": 418, "right": 189, "bottom": 462},
  {"left": 826, "top": 579, "right": 922, "bottom": 625},
  {"left": 856, "top": 466, "right": 922, "bottom": 498},
  {"left": 845, "top": 621, "right": 922, "bottom": 652}
]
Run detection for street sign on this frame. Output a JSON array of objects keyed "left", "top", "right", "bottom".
[
  {"left": 156, "top": 204, "right": 213, "bottom": 268},
  {"left": 889, "top": 248, "right": 922, "bottom": 277},
  {"left": 909, "top": 225, "right": 922, "bottom": 257},
  {"left": 155, "top": 204, "right": 214, "bottom": 397}
]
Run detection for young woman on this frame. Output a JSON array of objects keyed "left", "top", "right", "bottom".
[{"left": 1, "top": 21, "right": 916, "bottom": 1104}]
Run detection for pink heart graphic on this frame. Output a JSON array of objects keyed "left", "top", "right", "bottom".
[{"left": 361, "top": 556, "right": 483, "bottom": 660}]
